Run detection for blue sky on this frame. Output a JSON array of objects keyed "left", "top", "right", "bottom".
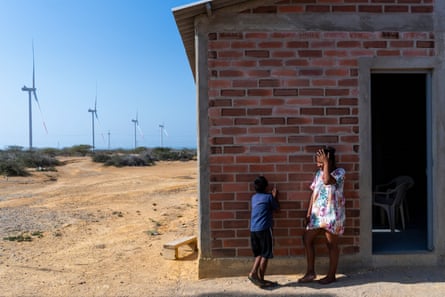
[{"left": 0, "top": 0, "right": 197, "bottom": 150}]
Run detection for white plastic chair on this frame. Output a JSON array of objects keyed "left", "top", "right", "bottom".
[{"left": 373, "top": 176, "right": 414, "bottom": 232}]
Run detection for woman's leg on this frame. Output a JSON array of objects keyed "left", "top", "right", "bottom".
[
  {"left": 299, "top": 229, "right": 320, "bottom": 282},
  {"left": 319, "top": 231, "right": 339, "bottom": 284}
]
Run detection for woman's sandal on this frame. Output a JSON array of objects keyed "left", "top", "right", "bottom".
[
  {"left": 260, "top": 280, "right": 277, "bottom": 288},
  {"left": 298, "top": 273, "right": 316, "bottom": 283},
  {"left": 318, "top": 276, "right": 336, "bottom": 285},
  {"left": 261, "top": 279, "right": 278, "bottom": 287}
]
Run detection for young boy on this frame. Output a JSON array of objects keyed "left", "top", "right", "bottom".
[{"left": 248, "top": 175, "right": 279, "bottom": 288}]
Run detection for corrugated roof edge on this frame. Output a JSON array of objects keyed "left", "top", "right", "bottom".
[{"left": 172, "top": 0, "right": 252, "bottom": 78}]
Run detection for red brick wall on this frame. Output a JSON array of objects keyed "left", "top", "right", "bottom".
[
  {"left": 248, "top": 0, "right": 434, "bottom": 14},
  {"left": 205, "top": 1, "right": 435, "bottom": 259}
]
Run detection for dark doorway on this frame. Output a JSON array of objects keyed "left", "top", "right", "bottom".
[{"left": 371, "top": 73, "right": 428, "bottom": 253}]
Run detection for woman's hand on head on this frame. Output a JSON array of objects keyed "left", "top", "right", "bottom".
[{"left": 316, "top": 149, "right": 329, "bottom": 164}]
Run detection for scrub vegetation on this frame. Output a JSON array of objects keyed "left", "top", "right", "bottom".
[{"left": 0, "top": 145, "right": 196, "bottom": 176}]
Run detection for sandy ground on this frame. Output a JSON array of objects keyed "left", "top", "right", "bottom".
[{"left": 0, "top": 157, "right": 444, "bottom": 297}]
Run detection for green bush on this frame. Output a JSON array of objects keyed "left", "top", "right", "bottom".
[
  {"left": 61, "top": 145, "right": 93, "bottom": 156},
  {"left": 0, "top": 150, "right": 60, "bottom": 176},
  {"left": 0, "top": 159, "right": 30, "bottom": 176},
  {"left": 95, "top": 153, "right": 155, "bottom": 167},
  {"left": 151, "top": 147, "right": 196, "bottom": 161},
  {"left": 21, "top": 152, "right": 61, "bottom": 168},
  {"left": 92, "top": 153, "right": 112, "bottom": 163},
  {"left": 0, "top": 146, "right": 196, "bottom": 174}
]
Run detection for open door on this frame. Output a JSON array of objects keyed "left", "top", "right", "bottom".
[{"left": 371, "top": 73, "right": 431, "bottom": 253}]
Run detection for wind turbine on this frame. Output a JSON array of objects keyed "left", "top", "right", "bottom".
[
  {"left": 88, "top": 85, "right": 99, "bottom": 151},
  {"left": 21, "top": 42, "right": 47, "bottom": 150},
  {"left": 107, "top": 130, "right": 111, "bottom": 150},
  {"left": 131, "top": 112, "right": 143, "bottom": 149},
  {"left": 159, "top": 123, "right": 168, "bottom": 147}
]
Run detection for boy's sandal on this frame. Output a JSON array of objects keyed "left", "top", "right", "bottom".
[{"left": 248, "top": 275, "right": 264, "bottom": 287}]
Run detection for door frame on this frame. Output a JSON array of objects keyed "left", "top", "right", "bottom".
[
  {"left": 358, "top": 57, "right": 436, "bottom": 263},
  {"left": 370, "top": 71, "right": 430, "bottom": 251}
]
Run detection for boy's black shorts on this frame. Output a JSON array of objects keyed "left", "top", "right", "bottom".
[{"left": 250, "top": 228, "right": 273, "bottom": 259}]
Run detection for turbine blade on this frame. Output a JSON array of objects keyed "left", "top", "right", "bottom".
[
  {"left": 137, "top": 125, "right": 144, "bottom": 138},
  {"left": 164, "top": 129, "right": 168, "bottom": 137},
  {"left": 94, "top": 115, "right": 106, "bottom": 144},
  {"left": 32, "top": 41, "right": 35, "bottom": 88},
  {"left": 32, "top": 90, "right": 39, "bottom": 103},
  {"left": 42, "top": 121, "right": 48, "bottom": 134},
  {"left": 95, "top": 82, "right": 98, "bottom": 109},
  {"left": 94, "top": 87, "right": 98, "bottom": 120},
  {"left": 33, "top": 91, "right": 48, "bottom": 134}
]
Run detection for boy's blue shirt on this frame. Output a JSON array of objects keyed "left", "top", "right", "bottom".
[{"left": 250, "top": 192, "right": 279, "bottom": 232}]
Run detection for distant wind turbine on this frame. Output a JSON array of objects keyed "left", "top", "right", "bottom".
[
  {"left": 88, "top": 84, "right": 99, "bottom": 151},
  {"left": 107, "top": 130, "right": 111, "bottom": 150},
  {"left": 131, "top": 112, "right": 144, "bottom": 149},
  {"left": 21, "top": 41, "right": 48, "bottom": 150},
  {"left": 159, "top": 123, "right": 168, "bottom": 147}
]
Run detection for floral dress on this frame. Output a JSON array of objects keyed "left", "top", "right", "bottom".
[{"left": 306, "top": 168, "right": 346, "bottom": 235}]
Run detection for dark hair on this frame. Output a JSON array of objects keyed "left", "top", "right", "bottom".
[
  {"left": 323, "top": 146, "right": 336, "bottom": 156},
  {"left": 254, "top": 176, "right": 268, "bottom": 193}
]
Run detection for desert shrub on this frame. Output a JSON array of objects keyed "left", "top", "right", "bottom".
[
  {"left": 133, "top": 146, "right": 147, "bottom": 154},
  {"left": 105, "top": 154, "right": 154, "bottom": 167},
  {"left": 4, "top": 145, "right": 24, "bottom": 152},
  {"left": 39, "top": 147, "right": 59, "bottom": 157},
  {"left": 92, "top": 153, "right": 112, "bottom": 163},
  {"left": 0, "top": 150, "right": 60, "bottom": 176},
  {"left": 176, "top": 149, "right": 197, "bottom": 161},
  {"left": 93, "top": 152, "right": 155, "bottom": 167},
  {"left": 121, "top": 154, "right": 153, "bottom": 166},
  {"left": 61, "top": 145, "right": 92, "bottom": 156},
  {"left": 150, "top": 147, "right": 196, "bottom": 161},
  {"left": 138, "top": 151, "right": 156, "bottom": 164},
  {"left": 0, "top": 159, "right": 30, "bottom": 176},
  {"left": 21, "top": 152, "right": 61, "bottom": 168}
]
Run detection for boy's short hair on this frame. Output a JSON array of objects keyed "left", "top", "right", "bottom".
[{"left": 254, "top": 176, "right": 268, "bottom": 193}]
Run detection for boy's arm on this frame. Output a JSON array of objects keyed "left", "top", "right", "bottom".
[{"left": 271, "top": 184, "right": 280, "bottom": 210}]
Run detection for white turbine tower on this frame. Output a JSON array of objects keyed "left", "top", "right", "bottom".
[
  {"left": 88, "top": 85, "right": 99, "bottom": 151},
  {"left": 21, "top": 42, "right": 47, "bottom": 150},
  {"left": 131, "top": 112, "right": 143, "bottom": 149},
  {"left": 159, "top": 123, "right": 168, "bottom": 147}
]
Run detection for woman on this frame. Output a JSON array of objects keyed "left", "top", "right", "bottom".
[{"left": 299, "top": 146, "right": 345, "bottom": 285}]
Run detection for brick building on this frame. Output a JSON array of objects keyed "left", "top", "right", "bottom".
[{"left": 173, "top": 0, "right": 445, "bottom": 278}]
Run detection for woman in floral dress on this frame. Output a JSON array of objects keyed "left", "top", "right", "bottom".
[{"left": 299, "top": 146, "right": 345, "bottom": 285}]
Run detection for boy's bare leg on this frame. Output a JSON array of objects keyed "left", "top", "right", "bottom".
[
  {"left": 248, "top": 256, "right": 264, "bottom": 286},
  {"left": 257, "top": 257, "right": 268, "bottom": 281},
  {"left": 249, "top": 256, "right": 261, "bottom": 278}
]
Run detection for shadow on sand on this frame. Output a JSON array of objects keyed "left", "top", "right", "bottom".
[{"left": 191, "top": 265, "right": 444, "bottom": 297}]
